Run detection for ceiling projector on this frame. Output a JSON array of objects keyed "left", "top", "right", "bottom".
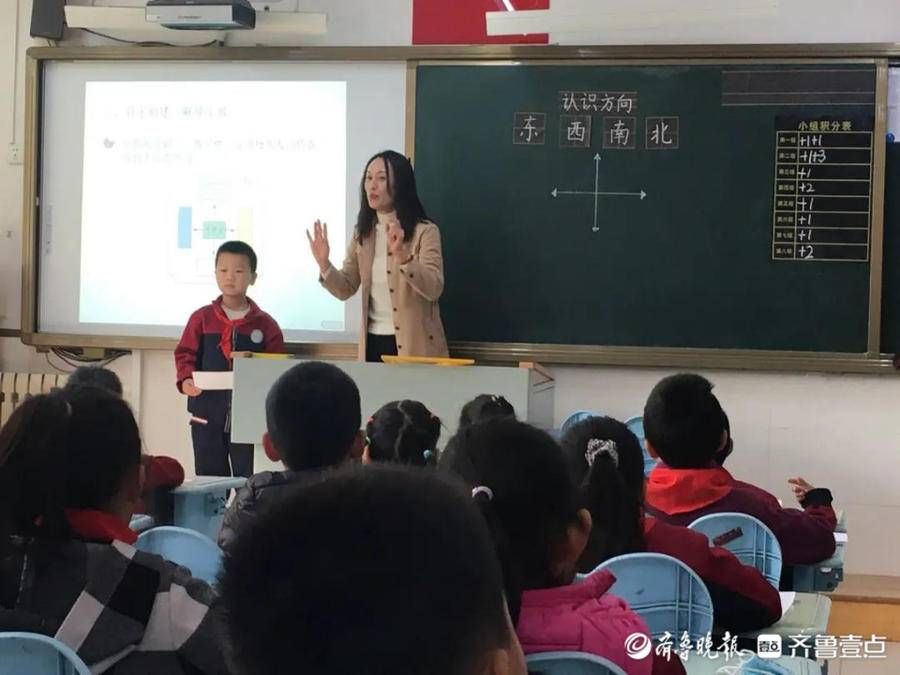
[{"left": 146, "top": 0, "right": 256, "bottom": 30}]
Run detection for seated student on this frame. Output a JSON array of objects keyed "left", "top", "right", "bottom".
[
  {"left": 442, "top": 394, "right": 518, "bottom": 458},
  {"left": 440, "top": 418, "right": 661, "bottom": 675},
  {"left": 219, "top": 465, "right": 527, "bottom": 675},
  {"left": 217, "top": 361, "right": 363, "bottom": 551},
  {"left": 364, "top": 400, "right": 441, "bottom": 466},
  {"left": 562, "top": 416, "right": 781, "bottom": 633},
  {"left": 0, "top": 388, "right": 227, "bottom": 674},
  {"left": 714, "top": 409, "right": 734, "bottom": 467},
  {"left": 64, "top": 364, "right": 126, "bottom": 395},
  {"left": 458, "top": 394, "right": 517, "bottom": 429},
  {"left": 64, "top": 366, "right": 185, "bottom": 520},
  {"left": 643, "top": 373, "right": 836, "bottom": 566}
]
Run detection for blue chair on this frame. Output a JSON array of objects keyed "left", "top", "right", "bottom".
[
  {"left": 688, "top": 513, "right": 782, "bottom": 588},
  {"left": 526, "top": 651, "right": 627, "bottom": 675},
  {"left": 624, "top": 415, "right": 657, "bottom": 477},
  {"left": 135, "top": 526, "right": 223, "bottom": 584},
  {"left": 172, "top": 476, "right": 246, "bottom": 540},
  {"left": 0, "top": 632, "right": 91, "bottom": 675},
  {"left": 559, "top": 410, "right": 600, "bottom": 436},
  {"left": 596, "top": 552, "right": 714, "bottom": 642}
]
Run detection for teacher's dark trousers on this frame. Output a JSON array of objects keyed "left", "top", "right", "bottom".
[{"left": 366, "top": 333, "right": 398, "bottom": 363}]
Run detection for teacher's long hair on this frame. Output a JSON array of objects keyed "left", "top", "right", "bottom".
[{"left": 355, "top": 150, "right": 428, "bottom": 242}]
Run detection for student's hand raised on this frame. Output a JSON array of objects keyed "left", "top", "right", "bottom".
[
  {"left": 182, "top": 378, "right": 203, "bottom": 397},
  {"left": 788, "top": 477, "right": 815, "bottom": 503},
  {"left": 306, "top": 219, "right": 331, "bottom": 273}
]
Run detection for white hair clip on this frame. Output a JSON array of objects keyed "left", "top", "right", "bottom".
[
  {"left": 471, "top": 486, "right": 494, "bottom": 501},
  {"left": 585, "top": 438, "right": 619, "bottom": 468}
]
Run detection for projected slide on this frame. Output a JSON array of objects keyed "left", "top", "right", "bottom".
[{"left": 79, "top": 80, "right": 347, "bottom": 332}]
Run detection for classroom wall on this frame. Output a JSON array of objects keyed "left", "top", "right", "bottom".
[
  {"left": 2, "top": 0, "right": 900, "bottom": 575},
  {"left": 509, "top": 0, "right": 900, "bottom": 45},
  {"left": 1, "top": 0, "right": 28, "bottom": 328}
]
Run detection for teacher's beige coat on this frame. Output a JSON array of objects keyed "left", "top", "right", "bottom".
[{"left": 320, "top": 220, "right": 449, "bottom": 361}]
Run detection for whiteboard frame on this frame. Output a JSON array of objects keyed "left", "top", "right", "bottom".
[{"left": 19, "top": 44, "right": 900, "bottom": 372}]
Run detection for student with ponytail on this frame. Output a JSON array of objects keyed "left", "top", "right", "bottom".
[
  {"left": 561, "top": 416, "right": 781, "bottom": 634},
  {"left": 0, "top": 388, "right": 228, "bottom": 674},
  {"left": 440, "top": 418, "right": 657, "bottom": 675},
  {"left": 364, "top": 400, "right": 441, "bottom": 466}
]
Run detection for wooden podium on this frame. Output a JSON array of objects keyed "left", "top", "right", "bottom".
[{"left": 230, "top": 358, "right": 554, "bottom": 448}]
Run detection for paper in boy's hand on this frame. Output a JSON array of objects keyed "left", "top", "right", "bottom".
[
  {"left": 192, "top": 371, "right": 234, "bottom": 390},
  {"left": 779, "top": 591, "right": 796, "bottom": 618}
]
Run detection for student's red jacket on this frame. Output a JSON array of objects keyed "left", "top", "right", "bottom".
[
  {"left": 643, "top": 517, "right": 782, "bottom": 632},
  {"left": 645, "top": 466, "right": 836, "bottom": 566},
  {"left": 174, "top": 296, "right": 284, "bottom": 426}
]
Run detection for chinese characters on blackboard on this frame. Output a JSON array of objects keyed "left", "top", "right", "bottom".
[
  {"left": 513, "top": 112, "right": 546, "bottom": 145},
  {"left": 514, "top": 91, "right": 679, "bottom": 150}
]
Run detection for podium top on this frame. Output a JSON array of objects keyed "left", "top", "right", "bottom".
[{"left": 381, "top": 355, "right": 475, "bottom": 367}]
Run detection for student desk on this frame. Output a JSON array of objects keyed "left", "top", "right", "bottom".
[
  {"left": 792, "top": 544, "right": 845, "bottom": 593},
  {"left": 171, "top": 476, "right": 247, "bottom": 541},
  {"left": 792, "top": 513, "right": 847, "bottom": 592},
  {"left": 742, "top": 592, "right": 832, "bottom": 640},
  {"left": 683, "top": 653, "right": 822, "bottom": 674},
  {"left": 835, "top": 509, "right": 847, "bottom": 533},
  {"left": 230, "top": 358, "right": 555, "bottom": 448},
  {"left": 679, "top": 594, "right": 830, "bottom": 674}
]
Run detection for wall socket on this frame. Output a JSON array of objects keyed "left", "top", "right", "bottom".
[{"left": 7, "top": 144, "right": 23, "bottom": 165}]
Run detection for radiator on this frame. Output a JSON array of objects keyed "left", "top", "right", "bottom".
[{"left": 0, "top": 372, "right": 69, "bottom": 427}]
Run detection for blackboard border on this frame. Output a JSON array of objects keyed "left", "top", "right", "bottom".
[{"left": 18, "top": 45, "right": 899, "bottom": 373}]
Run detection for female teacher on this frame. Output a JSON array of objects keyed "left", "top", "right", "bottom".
[{"left": 307, "top": 150, "right": 449, "bottom": 362}]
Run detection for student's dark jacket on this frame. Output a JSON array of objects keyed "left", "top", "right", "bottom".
[
  {"left": 643, "top": 517, "right": 782, "bottom": 633},
  {"left": 645, "top": 465, "right": 836, "bottom": 566},
  {"left": 0, "top": 510, "right": 228, "bottom": 674},
  {"left": 174, "top": 296, "right": 284, "bottom": 427},
  {"left": 218, "top": 468, "right": 327, "bottom": 552}
]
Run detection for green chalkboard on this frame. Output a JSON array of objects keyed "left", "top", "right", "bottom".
[
  {"left": 414, "top": 63, "right": 877, "bottom": 353},
  {"left": 880, "top": 143, "right": 900, "bottom": 354}
]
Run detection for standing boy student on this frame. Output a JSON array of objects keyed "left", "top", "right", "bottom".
[
  {"left": 642, "top": 373, "right": 837, "bottom": 566},
  {"left": 175, "top": 241, "right": 284, "bottom": 478}
]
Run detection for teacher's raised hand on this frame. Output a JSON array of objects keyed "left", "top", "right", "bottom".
[
  {"left": 306, "top": 219, "right": 331, "bottom": 273},
  {"left": 386, "top": 219, "right": 411, "bottom": 262}
]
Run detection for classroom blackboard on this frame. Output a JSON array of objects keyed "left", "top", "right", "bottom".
[
  {"left": 414, "top": 63, "right": 878, "bottom": 353},
  {"left": 879, "top": 142, "right": 900, "bottom": 354}
]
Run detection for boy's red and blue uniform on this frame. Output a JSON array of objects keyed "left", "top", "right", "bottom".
[{"left": 175, "top": 296, "right": 284, "bottom": 477}]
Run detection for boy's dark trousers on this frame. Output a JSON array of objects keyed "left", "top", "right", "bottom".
[{"left": 191, "top": 421, "right": 254, "bottom": 477}]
